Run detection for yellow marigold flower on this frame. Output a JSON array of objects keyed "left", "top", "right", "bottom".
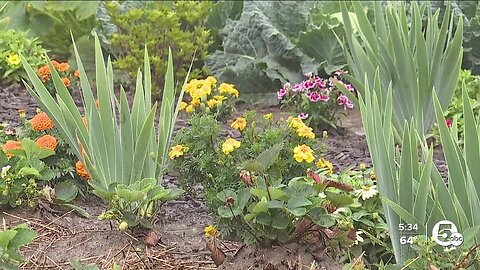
[
  {"left": 297, "top": 126, "right": 315, "bottom": 139},
  {"left": 201, "top": 84, "right": 212, "bottom": 96},
  {"left": 219, "top": 83, "right": 239, "bottom": 97},
  {"left": 62, "top": 77, "right": 70, "bottom": 88},
  {"left": 316, "top": 158, "right": 333, "bottom": 174},
  {"left": 179, "top": 101, "right": 188, "bottom": 111},
  {"left": 2, "top": 140, "right": 22, "bottom": 158},
  {"left": 204, "top": 225, "right": 218, "bottom": 238},
  {"left": 35, "top": 135, "right": 57, "bottom": 151},
  {"left": 186, "top": 104, "right": 195, "bottom": 114},
  {"left": 168, "top": 145, "right": 189, "bottom": 160},
  {"left": 206, "top": 76, "right": 217, "bottom": 87},
  {"left": 222, "top": 137, "right": 241, "bottom": 155},
  {"left": 231, "top": 117, "right": 247, "bottom": 131},
  {"left": 75, "top": 160, "right": 90, "bottom": 181},
  {"left": 214, "top": 95, "right": 227, "bottom": 101},
  {"left": 288, "top": 117, "right": 306, "bottom": 129},
  {"left": 293, "top": 144, "right": 315, "bottom": 163},
  {"left": 31, "top": 112, "right": 54, "bottom": 131},
  {"left": 207, "top": 99, "right": 217, "bottom": 108},
  {"left": 6, "top": 54, "right": 21, "bottom": 66},
  {"left": 263, "top": 113, "right": 273, "bottom": 121},
  {"left": 191, "top": 98, "right": 201, "bottom": 106}
]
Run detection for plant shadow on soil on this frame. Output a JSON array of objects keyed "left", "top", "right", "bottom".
[{"left": 0, "top": 83, "right": 449, "bottom": 269}]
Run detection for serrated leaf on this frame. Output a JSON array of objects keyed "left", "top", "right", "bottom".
[
  {"left": 54, "top": 181, "right": 78, "bottom": 202},
  {"left": 325, "top": 191, "right": 354, "bottom": 208},
  {"left": 287, "top": 197, "right": 312, "bottom": 209}
]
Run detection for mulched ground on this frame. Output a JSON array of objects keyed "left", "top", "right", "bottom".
[{"left": 0, "top": 83, "right": 448, "bottom": 269}]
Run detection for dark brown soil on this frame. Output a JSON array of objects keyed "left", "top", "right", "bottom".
[{"left": 0, "top": 83, "right": 448, "bottom": 269}]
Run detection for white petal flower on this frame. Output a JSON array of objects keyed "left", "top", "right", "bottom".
[
  {"left": 355, "top": 230, "right": 364, "bottom": 245},
  {"left": 1, "top": 165, "right": 11, "bottom": 178},
  {"left": 333, "top": 207, "right": 346, "bottom": 214},
  {"left": 354, "top": 185, "right": 379, "bottom": 200},
  {"left": 318, "top": 192, "right": 327, "bottom": 199}
]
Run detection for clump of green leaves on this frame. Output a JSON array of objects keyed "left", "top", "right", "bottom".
[
  {"left": 404, "top": 236, "right": 480, "bottom": 269},
  {"left": 215, "top": 144, "right": 355, "bottom": 246},
  {"left": 22, "top": 34, "right": 186, "bottom": 230},
  {"left": 430, "top": 69, "right": 480, "bottom": 144},
  {"left": 0, "top": 223, "right": 36, "bottom": 270},
  {"left": 1, "top": 1, "right": 98, "bottom": 60},
  {"left": 105, "top": 1, "right": 213, "bottom": 95},
  {"left": 170, "top": 111, "right": 325, "bottom": 204},
  {"left": 0, "top": 29, "right": 45, "bottom": 82}
]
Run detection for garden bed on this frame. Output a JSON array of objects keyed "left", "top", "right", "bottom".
[{"left": 0, "top": 83, "right": 449, "bottom": 269}]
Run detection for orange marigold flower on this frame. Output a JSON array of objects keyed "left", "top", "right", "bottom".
[
  {"left": 51, "top": 60, "right": 60, "bottom": 69},
  {"left": 74, "top": 69, "right": 80, "bottom": 78},
  {"left": 2, "top": 140, "right": 22, "bottom": 158},
  {"left": 95, "top": 99, "right": 99, "bottom": 108},
  {"left": 37, "top": 65, "right": 51, "bottom": 82},
  {"left": 57, "top": 62, "right": 70, "bottom": 72},
  {"left": 35, "top": 135, "right": 57, "bottom": 151},
  {"left": 31, "top": 112, "right": 54, "bottom": 131},
  {"left": 75, "top": 160, "right": 90, "bottom": 181},
  {"left": 62, "top": 77, "right": 70, "bottom": 88}
]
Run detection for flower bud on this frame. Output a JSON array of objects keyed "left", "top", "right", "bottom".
[
  {"left": 205, "top": 107, "right": 211, "bottom": 114},
  {"left": 119, "top": 221, "right": 129, "bottom": 231},
  {"left": 359, "top": 163, "right": 366, "bottom": 172},
  {"left": 18, "top": 109, "right": 26, "bottom": 120},
  {"left": 372, "top": 212, "right": 379, "bottom": 219},
  {"left": 322, "top": 130, "right": 328, "bottom": 139},
  {"left": 200, "top": 103, "right": 206, "bottom": 110}
]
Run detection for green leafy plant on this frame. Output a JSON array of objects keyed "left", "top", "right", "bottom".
[
  {"left": 0, "top": 223, "right": 36, "bottom": 270},
  {"left": 20, "top": 34, "right": 186, "bottom": 230},
  {"left": 205, "top": 1, "right": 352, "bottom": 95},
  {"left": 340, "top": 1, "right": 463, "bottom": 137},
  {"left": 0, "top": 1, "right": 98, "bottom": 60},
  {"left": 215, "top": 143, "right": 355, "bottom": 246},
  {"left": 357, "top": 71, "right": 480, "bottom": 265},
  {"left": 170, "top": 111, "right": 326, "bottom": 202},
  {"left": 104, "top": 1, "right": 212, "bottom": 95},
  {"left": 403, "top": 235, "right": 480, "bottom": 269},
  {"left": 0, "top": 138, "right": 55, "bottom": 208},
  {"left": 0, "top": 29, "right": 45, "bottom": 82},
  {"left": 277, "top": 70, "right": 356, "bottom": 130},
  {"left": 331, "top": 166, "right": 393, "bottom": 267}
]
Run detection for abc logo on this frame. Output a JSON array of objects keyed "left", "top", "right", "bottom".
[{"left": 431, "top": 220, "right": 463, "bottom": 247}]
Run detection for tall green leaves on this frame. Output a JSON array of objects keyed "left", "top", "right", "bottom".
[
  {"left": 341, "top": 1, "right": 463, "bottom": 136},
  {"left": 20, "top": 34, "right": 184, "bottom": 193},
  {"left": 359, "top": 73, "right": 480, "bottom": 264}
]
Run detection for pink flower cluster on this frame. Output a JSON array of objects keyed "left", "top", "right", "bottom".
[{"left": 277, "top": 71, "right": 355, "bottom": 109}]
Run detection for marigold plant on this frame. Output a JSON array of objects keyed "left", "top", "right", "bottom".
[
  {"left": 36, "top": 60, "right": 79, "bottom": 94},
  {"left": 180, "top": 76, "right": 239, "bottom": 119}
]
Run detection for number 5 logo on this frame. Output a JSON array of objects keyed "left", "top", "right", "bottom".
[{"left": 432, "top": 220, "right": 463, "bottom": 247}]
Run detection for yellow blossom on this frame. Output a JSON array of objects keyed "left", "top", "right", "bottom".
[
  {"left": 168, "top": 145, "right": 189, "bottom": 160},
  {"left": 222, "top": 137, "right": 241, "bottom": 155},
  {"left": 316, "top": 158, "right": 333, "bottom": 174},
  {"left": 206, "top": 76, "right": 217, "bottom": 87},
  {"left": 263, "top": 113, "right": 273, "bottom": 121},
  {"left": 191, "top": 98, "right": 201, "bottom": 106},
  {"left": 297, "top": 126, "right": 315, "bottom": 139},
  {"left": 6, "top": 54, "right": 21, "bottom": 66},
  {"left": 214, "top": 95, "right": 227, "bottom": 101},
  {"left": 231, "top": 117, "right": 247, "bottom": 131},
  {"left": 219, "top": 83, "right": 239, "bottom": 97},
  {"left": 204, "top": 225, "right": 218, "bottom": 238},
  {"left": 293, "top": 144, "right": 315, "bottom": 163},
  {"left": 288, "top": 117, "right": 306, "bottom": 129},
  {"left": 179, "top": 101, "right": 188, "bottom": 111},
  {"left": 186, "top": 105, "right": 195, "bottom": 114},
  {"left": 207, "top": 99, "right": 217, "bottom": 108}
]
